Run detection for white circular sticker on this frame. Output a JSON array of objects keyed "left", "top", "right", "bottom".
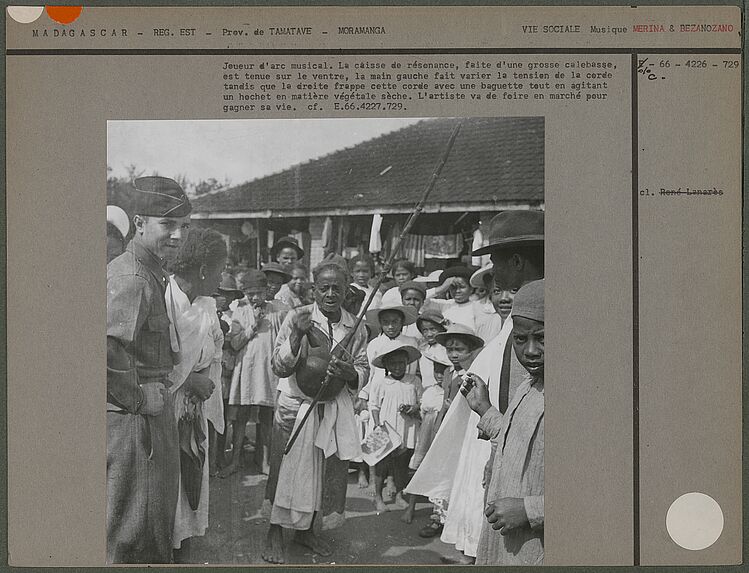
[
  {"left": 666, "top": 492, "right": 724, "bottom": 550},
  {"left": 7, "top": 6, "right": 44, "bottom": 24}
]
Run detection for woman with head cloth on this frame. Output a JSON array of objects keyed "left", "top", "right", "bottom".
[{"left": 164, "top": 227, "right": 227, "bottom": 561}]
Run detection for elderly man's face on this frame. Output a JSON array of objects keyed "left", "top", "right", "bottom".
[{"left": 313, "top": 268, "right": 345, "bottom": 315}]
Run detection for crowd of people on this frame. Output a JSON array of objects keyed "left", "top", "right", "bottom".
[{"left": 106, "top": 176, "right": 545, "bottom": 565}]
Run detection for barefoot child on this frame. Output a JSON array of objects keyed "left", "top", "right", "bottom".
[
  {"left": 222, "top": 270, "right": 289, "bottom": 477},
  {"left": 368, "top": 342, "right": 422, "bottom": 515},
  {"left": 432, "top": 323, "right": 485, "bottom": 563},
  {"left": 361, "top": 303, "right": 420, "bottom": 497},
  {"left": 408, "top": 323, "right": 485, "bottom": 561},
  {"left": 410, "top": 309, "right": 450, "bottom": 471}
]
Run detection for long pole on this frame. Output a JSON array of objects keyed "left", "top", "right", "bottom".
[{"left": 284, "top": 120, "right": 464, "bottom": 455}]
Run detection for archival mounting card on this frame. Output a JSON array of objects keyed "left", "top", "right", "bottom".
[{"left": 5, "top": 4, "right": 742, "bottom": 567}]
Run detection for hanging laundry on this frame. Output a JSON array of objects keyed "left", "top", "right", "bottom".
[
  {"left": 369, "top": 213, "right": 383, "bottom": 253},
  {"left": 424, "top": 234, "right": 464, "bottom": 259}
]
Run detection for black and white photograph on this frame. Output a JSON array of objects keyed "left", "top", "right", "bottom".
[{"left": 106, "top": 116, "right": 545, "bottom": 565}]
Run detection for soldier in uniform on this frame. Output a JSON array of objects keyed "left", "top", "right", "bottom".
[{"left": 106, "top": 176, "right": 192, "bottom": 563}]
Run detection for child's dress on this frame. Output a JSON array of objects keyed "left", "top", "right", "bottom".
[
  {"left": 368, "top": 372, "right": 421, "bottom": 449},
  {"left": 410, "top": 342, "right": 449, "bottom": 470},
  {"left": 228, "top": 300, "right": 289, "bottom": 408},
  {"left": 359, "top": 332, "right": 419, "bottom": 439}
]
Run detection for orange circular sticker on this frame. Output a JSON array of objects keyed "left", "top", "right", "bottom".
[{"left": 46, "top": 6, "right": 82, "bottom": 25}]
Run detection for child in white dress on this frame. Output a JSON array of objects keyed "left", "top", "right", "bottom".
[{"left": 368, "top": 342, "right": 422, "bottom": 514}]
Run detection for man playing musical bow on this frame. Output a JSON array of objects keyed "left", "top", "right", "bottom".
[{"left": 262, "top": 260, "right": 369, "bottom": 564}]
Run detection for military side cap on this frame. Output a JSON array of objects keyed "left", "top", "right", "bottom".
[{"left": 130, "top": 176, "right": 191, "bottom": 218}]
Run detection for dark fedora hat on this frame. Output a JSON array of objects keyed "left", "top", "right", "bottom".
[
  {"left": 271, "top": 235, "right": 304, "bottom": 259},
  {"left": 261, "top": 262, "right": 292, "bottom": 283},
  {"left": 472, "top": 210, "right": 544, "bottom": 256},
  {"left": 214, "top": 272, "right": 244, "bottom": 300}
]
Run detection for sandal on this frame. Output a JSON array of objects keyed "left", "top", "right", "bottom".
[{"left": 418, "top": 521, "right": 443, "bottom": 538}]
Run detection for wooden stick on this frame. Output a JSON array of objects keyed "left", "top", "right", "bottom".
[{"left": 284, "top": 120, "right": 464, "bottom": 455}]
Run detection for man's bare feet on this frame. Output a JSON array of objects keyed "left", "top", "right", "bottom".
[
  {"left": 218, "top": 461, "right": 238, "bottom": 479},
  {"left": 261, "top": 525, "right": 285, "bottom": 564},
  {"left": 294, "top": 529, "right": 332, "bottom": 556},
  {"left": 357, "top": 470, "right": 369, "bottom": 489},
  {"left": 393, "top": 492, "right": 409, "bottom": 509},
  {"left": 400, "top": 506, "right": 415, "bottom": 524},
  {"left": 374, "top": 497, "right": 388, "bottom": 513}
]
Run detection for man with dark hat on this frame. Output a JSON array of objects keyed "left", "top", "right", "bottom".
[
  {"left": 462, "top": 210, "right": 544, "bottom": 563},
  {"left": 261, "top": 261, "right": 292, "bottom": 302},
  {"left": 403, "top": 210, "right": 544, "bottom": 564},
  {"left": 465, "top": 209, "right": 544, "bottom": 434},
  {"left": 271, "top": 235, "right": 305, "bottom": 269},
  {"left": 106, "top": 176, "right": 192, "bottom": 563}
]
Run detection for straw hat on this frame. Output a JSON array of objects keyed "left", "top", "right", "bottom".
[
  {"left": 434, "top": 322, "right": 484, "bottom": 350},
  {"left": 366, "top": 302, "right": 418, "bottom": 328},
  {"left": 421, "top": 344, "right": 452, "bottom": 366},
  {"left": 415, "top": 309, "right": 447, "bottom": 332},
  {"left": 470, "top": 264, "right": 494, "bottom": 289},
  {"left": 371, "top": 341, "right": 421, "bottom": 369}
]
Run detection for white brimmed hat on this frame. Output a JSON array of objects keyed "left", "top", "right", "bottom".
[
  {"left": 107, "top": 205, "right": 130, "bottom": 239},
  {"left": 366, "top": 302, "right": 418, "bottom": 327},
  {"left": 434, "top": 322, "right": 484, "bottom": 350},
  {"left": 371, "top": 341, "right": 421, "bottom": 369},
  {"left": 470, "top": 264, "right": 494, "bottom": 289},
  {"left": 421, "top": 343, "right": 451, "bottom": 366}
]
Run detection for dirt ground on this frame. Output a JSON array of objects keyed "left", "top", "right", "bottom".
[{"left": 187, "top": 438, "right": 468, "bottom": 565}]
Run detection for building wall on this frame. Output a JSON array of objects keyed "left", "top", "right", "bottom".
[{"left": 308, "top": 216, "right": 327, "bottom": 271}]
